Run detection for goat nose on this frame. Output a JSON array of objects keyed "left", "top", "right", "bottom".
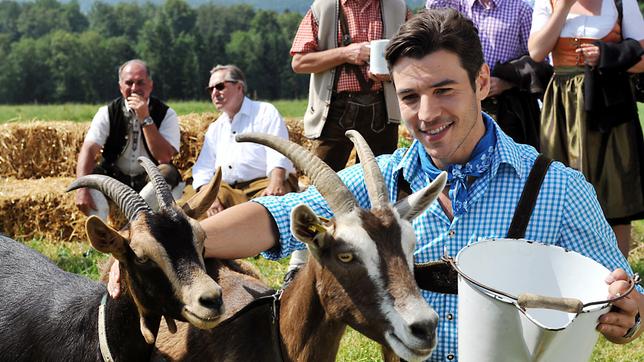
[
  {"left": 199, "top": 290, "right": 223, "bottom": 311},
  {"left": 409, "top": 318, "right": 437, "bottom": 341}
]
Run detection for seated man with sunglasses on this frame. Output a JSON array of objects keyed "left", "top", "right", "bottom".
[{"left": 192, "top": 64, "right": 298, "bottom": 217}]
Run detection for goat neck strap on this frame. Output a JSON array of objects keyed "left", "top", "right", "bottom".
[
  {"left": 208, "top": 290, "right": 285, "bottom": 361},
  {"left": 272, "top": 290, "right": 286, "bottom": 362},
  {"left": 98, "top": 293, "right": 115, "bottom": 362}
]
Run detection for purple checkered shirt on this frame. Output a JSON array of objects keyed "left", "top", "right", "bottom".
[{"left": 425, "top": 0, "right": 533, "bottom": 71}]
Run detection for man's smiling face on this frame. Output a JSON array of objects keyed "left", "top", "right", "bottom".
[{"left": 392, "top": 50, "right": 490, "bottom": 169}]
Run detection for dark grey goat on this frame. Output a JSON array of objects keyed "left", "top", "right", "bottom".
[{"left": 0, "top": 157, "right": 224, "bottom": 361}]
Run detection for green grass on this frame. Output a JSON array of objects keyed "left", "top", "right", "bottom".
[
  {"left": 24, "top": 238, "right": 109, "bottom": 280},
  {"left": 0, "top": 99, "right": 309, "bottom": 123}
]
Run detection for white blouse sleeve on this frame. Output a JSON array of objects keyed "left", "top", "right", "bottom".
[
  {"left": 530, "top": 0, "right": 552, "bottom": 35},
  {"left": 622, "top": 0, "right": 644, "bottom": 41}
]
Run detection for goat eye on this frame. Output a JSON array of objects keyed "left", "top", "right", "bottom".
[
  {"left": 337, "top": 252, "right": 353, "bottom": 263},
  {"left": 135, "top": 255, "right": 149, "bottom": 265}
]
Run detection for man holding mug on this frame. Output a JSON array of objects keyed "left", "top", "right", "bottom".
[{"left": 290, "top": 0, "right": 412, "bottom": 172}]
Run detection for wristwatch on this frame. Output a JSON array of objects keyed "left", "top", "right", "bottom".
[
  {"left": 142, "top": 116, "right": 154, "bottom": 127},
  {"left": 623, "top": 312, "right": 641, "bottom": 339}
]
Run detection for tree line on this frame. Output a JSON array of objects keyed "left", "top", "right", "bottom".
[{"left": 0, "top": 0, "right": 309, "bottom": 104}]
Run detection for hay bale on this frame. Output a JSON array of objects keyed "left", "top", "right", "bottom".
[
  {"left": 0, "top": 177, "right": 86, "bottom": 241},
  {"left": 0, "top": 121, "right": 86, "bottom": 179},
  {"left": 284, "top": 118, "right": 317, "bottom": 153},
  {"left": 0, "top": 115, "right": 316, "bottom": 182},
  {"left": 172, "top": 113, "right": 217, "bottom": 180}
]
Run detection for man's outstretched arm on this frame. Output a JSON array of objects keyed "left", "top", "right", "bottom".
[{"left": 201, "top": 202, "right": 279, "bottom": 259}]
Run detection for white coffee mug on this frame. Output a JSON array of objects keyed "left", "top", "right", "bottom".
[{"left": 369, "top": 39, "right": 390, "bottom": 75}]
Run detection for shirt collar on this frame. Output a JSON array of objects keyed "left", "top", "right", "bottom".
[
  {"left": 395, "top": 112, "right": 529, "bottom": 183},
  {"left": 225, "top": 96, "right": 251, "bottom": 123}
]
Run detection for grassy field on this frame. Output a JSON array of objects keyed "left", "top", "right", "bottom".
[
  {"left": 4, "top": 100, "right": 644, "bottom": 360},
  {"left": 0, "top": 99, "right": 309, "bottom": 123}
]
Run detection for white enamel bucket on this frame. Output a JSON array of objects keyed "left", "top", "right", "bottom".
[{"left": 451, "top": 238, "right": 637, "bottom": 362}]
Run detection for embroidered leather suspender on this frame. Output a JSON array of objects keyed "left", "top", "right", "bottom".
[{"left": 411, "top": 154, "right": 553, "bottom": 294}]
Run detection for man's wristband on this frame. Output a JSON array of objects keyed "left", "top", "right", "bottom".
[{"left": 623, "top": 312, "right": 641, "bottom": 339}]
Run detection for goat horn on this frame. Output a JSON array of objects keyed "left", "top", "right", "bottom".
[
  {"left": 235, "top": 133, "right": 358, "bottom": 215},
  {"left": 345, "top": 130, "right": 389, "bottom": 210},
  {"left": 138, "top": 157, "right": 175, "bottom": 210},
  {"left": 66, "top": 175, "right": 151, "bottom": 221}
]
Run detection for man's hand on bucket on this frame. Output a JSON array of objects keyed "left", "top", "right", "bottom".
[{"left": 597, "top": 268, "right": 642, "bottom": 343}]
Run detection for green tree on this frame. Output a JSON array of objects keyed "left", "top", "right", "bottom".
[
  {"left": 226, "top": 10, "right": 294, "bottom": 100},
  {"left": 61, "top": 0, "right": 88, "bottom": 33},
  {"left": 87, "top": 2, "right": 119, "bottom": 38},
  {"left": 0, "top": 1, "right": 22, "bottom": 42},
  {"left": 278, "top": 10, "right": 309, "bottom": 99},
  {"left": 88, "top": 2, "right": 145, "bottom": 43},
  {"left": 16, "top": 0, "right": 87, "bottom": 39},
  {"left": 1, "top": 36, "right": 53, "bottom": 103},
  {"left": 138, "top": 0, "right": 198, "bottom": 99},
  {"left": 47, "top": 31, "right": 89, "bottom": 102},
  {"left": 194, "top": 4, "right": 255, "bottom": 92}
]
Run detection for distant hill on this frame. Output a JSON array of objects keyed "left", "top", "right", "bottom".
[{"left": 18, "top": 0, "right": 427, "bottom": 14}]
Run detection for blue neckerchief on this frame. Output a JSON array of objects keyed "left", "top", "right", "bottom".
[{"left": 419, "top": 115, "right": 496, "bottom": 216}]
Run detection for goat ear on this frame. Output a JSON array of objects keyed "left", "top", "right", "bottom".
[
  {"left": 395, "top": 171, "right": 447, "bottom": 221},
  {"left": 291, "top": 204, "right": 328, "bottom": 250},
  {"left": 86, "top": 216, "right": 129, "bottom": 258},
  {"left": 181, "top": 167, "right": 222, "bottom": 219}
]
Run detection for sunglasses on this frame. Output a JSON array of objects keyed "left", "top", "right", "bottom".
[{"left": 206, "top": 80, "right": 238, "bottom": 93}]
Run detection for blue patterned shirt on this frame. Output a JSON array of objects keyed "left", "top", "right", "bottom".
[{"left": 254, "top": 116, "right": 640, "bottom": 361}]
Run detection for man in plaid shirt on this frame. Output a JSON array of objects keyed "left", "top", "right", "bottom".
[
  {"left": 109, "top": 9, "right": 642, "bottom": 361},
  {"left": 290, "top": 0, "right": 410, "bottom": 172}
]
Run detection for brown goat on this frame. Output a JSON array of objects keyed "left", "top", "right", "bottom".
[
  {"left": 153, "top": 131, "right": 447, "bottom": 362},
  {"left": 0, "top": 157, "right": 224, "bottom": 361}
]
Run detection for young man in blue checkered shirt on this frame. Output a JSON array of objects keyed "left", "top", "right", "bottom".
[{"left": 108, "top": 8, "right": 642, "bottom": 361}]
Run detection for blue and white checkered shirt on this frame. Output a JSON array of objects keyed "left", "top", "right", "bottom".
[{"left": 254, "top": 116, "right": 640, "bottom": 361}]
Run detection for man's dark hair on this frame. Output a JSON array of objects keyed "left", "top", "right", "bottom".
[{"left": 385, "top": 9, "right": 484, "bottom": 89}]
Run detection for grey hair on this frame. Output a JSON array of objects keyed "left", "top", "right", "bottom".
[
  {"left": 210, "top": 64, "right": 247, "bottom": 94},
  {"left": 118, "top": 59, "right": 152, "bottom": 82}
]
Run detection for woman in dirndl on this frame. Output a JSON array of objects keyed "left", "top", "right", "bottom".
[{"left": 528, "top": 0, "right": 644, "bottom": 257}]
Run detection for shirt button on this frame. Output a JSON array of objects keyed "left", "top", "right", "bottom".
[
  {"left": 448, "top": 230, "right": 455, "bottom": 237},
  {"left": 228, "top": 165, "right": 232, "bottom": 169},
  {"left": 447, "top": 353, "right": 455, "bottom": 360},
  {"left": 446, "top": 313, "right": 454, "bottom": 320},
  {"left": 232, "top": 131, "right": 236, "bottom": 135}
]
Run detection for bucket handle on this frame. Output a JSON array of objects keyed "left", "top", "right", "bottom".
[{"left": 443, "top": 255, "right": 640, "bottom": 313}]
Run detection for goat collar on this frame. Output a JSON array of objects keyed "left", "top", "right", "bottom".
[
  {"left": 214, "top": 289, "right": 286, "bottom": 361},
  {"left": 98, "top": 293, "right": 115, "bottom": 362}
]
